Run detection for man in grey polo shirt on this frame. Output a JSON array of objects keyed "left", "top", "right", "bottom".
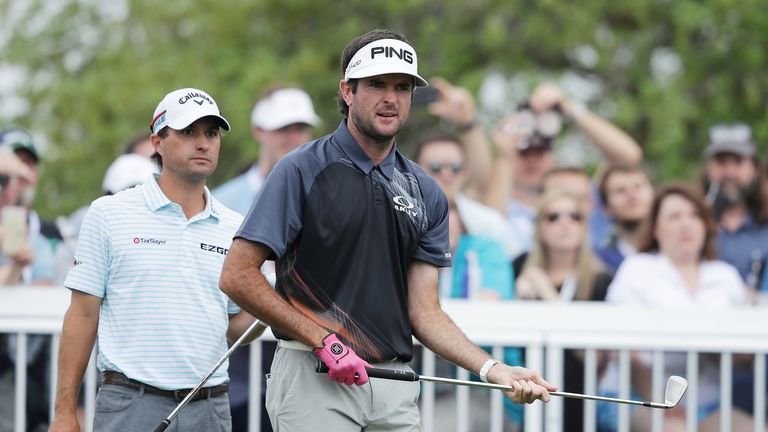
[
  {"left": 220, "top": 29, "right": 554, "bottom": 431},
  {"left": 50, "top": 88, "right": 261, "bottom": 432}
]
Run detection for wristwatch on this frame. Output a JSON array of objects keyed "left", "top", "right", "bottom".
[{"left": 479, "top": 359, "right": 501, "bottom": 383}]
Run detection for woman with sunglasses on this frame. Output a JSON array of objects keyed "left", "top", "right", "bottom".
[
  {"left": 597, "top": 184, "right": 752, "bottom": 431},
  {"left": 513, "top": 189, "right": 611, "bottom": 302},
  {"left": 513, "top": 188, "right": 612, "bottom": 432}
]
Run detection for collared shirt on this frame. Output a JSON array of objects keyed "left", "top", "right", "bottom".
[
  {"left": 212, "top": 164, "right": 264, "bottom": 216},
  {"left": 64, "top": 175, "right": 243, "bottom": 390},
  {"left": 237, "top": 120, "right": 451, "bottom": 362},
  {"left": 717, "top": 215, "right": 768, "bottom": 290}
]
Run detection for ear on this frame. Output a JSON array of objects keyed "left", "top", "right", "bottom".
[
  {"left": 150, "top": 133, "right": 163, "bottom": 157},
  {"left": 340, "top": 79, "right": 354, "bottom": 106},
  {"left": 252, "top": 125, "right": 266, "bottom": 142}
]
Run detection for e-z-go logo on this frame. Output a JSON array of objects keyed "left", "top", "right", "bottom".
[{"left": 393, "top": 195, "right": 418, "bottom": 218}]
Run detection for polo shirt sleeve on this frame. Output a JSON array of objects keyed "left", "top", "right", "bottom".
[
  {"left": 236, "top": 156, "right": 304, "bottom": 259},
  {"left": 412, "top": 174, "right": 452, "bottom": 268},
  {"left": 63, "top": 200, "right": 111, "bottom": 297},
  {"left": 605, "top": 255, "right": 644, "bottom": 305}
]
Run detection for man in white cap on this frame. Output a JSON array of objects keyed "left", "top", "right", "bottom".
[
  {"left": 50, "top": 88, "right": 261, "bottom": 432},
  {"left": 213, "top": 87, "right": 320, "bottom": 216},
  {"left": 212, "top": 86, "right": 320, "bottom": 432},
  {"left": 220, "top": 29, "right": 554, "bottom": 431}
]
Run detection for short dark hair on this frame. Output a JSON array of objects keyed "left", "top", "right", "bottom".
[
  {"left": 639, "top": 183, "right": 718, "bottom": 260},
  {"left": 598, "top": 164, "right": 648, "bottom": 206},
  {"left": 412, "top": 135, "right": 465, "bottom": 164},
  {"left": 335, "top": 29, "right": 411, "bottom": 117}
]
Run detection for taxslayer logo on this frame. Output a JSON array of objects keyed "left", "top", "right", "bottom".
[
  {"left": 330, "top": 343, "right": 344, "bottom": 355},
  {"left": 393, "top": 195, "right": 418, "bottom": 218},
  {"left": 371, "top": 46, "right": 414, "bottom": 64},
  {"left": 132, "top": 237, "right": 167, "bottom": 245}
]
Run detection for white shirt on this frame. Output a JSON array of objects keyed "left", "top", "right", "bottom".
[
  {"left": 602, "top": 252, "right": 747, "bottom": 406},
  {"left": 457, "top": 194, "right": 524, "bottom": 259},
  {"left": 607, "top": 253, "right": 747, "bottom": 307},
  {"left": 64, "top": 175, "right": 243, "bottom": 390}
]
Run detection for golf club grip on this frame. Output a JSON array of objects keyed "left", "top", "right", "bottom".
[
  {"left": 153, "top": 420, "right": 171, "bottom": 432},
  {"left": 315, "top": 363, "right": 420, "bottom": 382}
]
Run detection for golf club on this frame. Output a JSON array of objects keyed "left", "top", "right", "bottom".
[
  {"left": 316, "top": 364, "right": 688, "bottom": 409},
  {"left": 153, "top": 319, "right": 269, "bottom": 432}
]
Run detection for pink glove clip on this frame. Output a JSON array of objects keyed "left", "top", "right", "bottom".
[{"left": 313, "top": 334, "right": 371, "bottom": 386}]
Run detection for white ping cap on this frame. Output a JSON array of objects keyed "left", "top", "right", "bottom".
[{"left": 344, "top": 39, "right": 428, "bottom": 87}]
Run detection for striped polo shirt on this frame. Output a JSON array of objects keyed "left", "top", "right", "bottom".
[{"left": 64, "top": 175, "right": 243, "bottom": 390}]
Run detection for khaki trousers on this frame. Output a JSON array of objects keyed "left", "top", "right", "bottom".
[{"left": 267, "top": 342, "right": 421, "bottom": 432}]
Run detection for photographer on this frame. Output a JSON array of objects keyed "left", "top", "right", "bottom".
[
  {"left": 418, "top": 77, "right": 524, "bottom": 260},
  {"left": 485, "top": 83, "right": 641, "bottom": 251}
]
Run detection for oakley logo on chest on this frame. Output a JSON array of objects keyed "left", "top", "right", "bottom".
[
  {"left": 200, "top": 243, "right": 229, "bottom": 255},
  {"left": 393, "top": 195, "right": 418, "bottom": 218}
]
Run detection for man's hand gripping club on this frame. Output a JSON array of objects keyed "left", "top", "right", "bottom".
[{"left": 313, "top": 334, "right": 371, "bottom": 385}]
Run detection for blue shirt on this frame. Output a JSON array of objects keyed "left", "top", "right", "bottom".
[
  {"left": 64, "top": 175, "right": 243, "bottom": 389},
  {"left": 212, "top": 165, "right": 264, "bottom": 216},
  {"left": 717, "top": 216, "right": 768, "bottom": 291}
]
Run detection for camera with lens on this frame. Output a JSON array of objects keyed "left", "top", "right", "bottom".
[{"left": 510, "top": 102, "right": 564, "bottom": 151}]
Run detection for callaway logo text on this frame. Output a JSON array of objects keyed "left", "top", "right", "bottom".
[{"left": 178, "top": 91, "right": 213, "bottom": 106}]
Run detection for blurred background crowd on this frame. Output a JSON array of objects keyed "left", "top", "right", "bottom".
[{"left": 1, "top": 1, "right": 768, "bottom": 431}]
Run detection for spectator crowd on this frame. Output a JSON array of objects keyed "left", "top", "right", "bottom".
[{"left": 1, "top": 75, "right": 766, "bottom": 432}]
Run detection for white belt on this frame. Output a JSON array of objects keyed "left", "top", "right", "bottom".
[{"left": 278, "top": 339, "right": 313, "bottom": 351}]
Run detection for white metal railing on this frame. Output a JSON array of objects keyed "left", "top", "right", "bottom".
[{"left": 1, "top": 287, "right": 767, "bottom": 432}]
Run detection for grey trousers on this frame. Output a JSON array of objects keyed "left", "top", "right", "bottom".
[
  {"left": 266, "top": 346, "right": 421, "bottom": 432},
  {"left": 92, "top": 383, "right": 231, "bottom": 432}
]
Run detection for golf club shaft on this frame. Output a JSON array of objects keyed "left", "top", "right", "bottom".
[
  {"left": 153, "top": 319, "right": 268, "bottom": 432},
  {"left": 316, "top": 365, "right": 670, "bottom": 409}
]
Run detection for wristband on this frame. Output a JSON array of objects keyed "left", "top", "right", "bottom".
[{"left": 479, "top": 359, "right": 501, "bottom": 383}]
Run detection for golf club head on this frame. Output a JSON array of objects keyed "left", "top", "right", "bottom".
[{"left": 664, "top": 376, "right": 688, "bottom": 408}]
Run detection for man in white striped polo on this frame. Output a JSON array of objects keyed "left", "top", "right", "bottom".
[{"left": 50, "top": 88, "right": 260, "bottom": 432}]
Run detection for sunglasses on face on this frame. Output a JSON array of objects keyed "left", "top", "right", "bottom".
[
  {"left": 545, "top": 211, "right": 583, "bottom": 223},
  {"left": 427, "top": 162, "right": 464, "bottom": 175}
]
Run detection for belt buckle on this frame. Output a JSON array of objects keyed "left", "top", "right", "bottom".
[{"left": 173, "top": 389, "right": 186, "bottom": 401}]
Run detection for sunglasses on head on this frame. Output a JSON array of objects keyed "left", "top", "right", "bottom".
[
  {"left": 545, "top": 211, "right": 582, "bottom": 223},
  {"left": 427, "top": 162, "right": 464, "bottom": 175}
]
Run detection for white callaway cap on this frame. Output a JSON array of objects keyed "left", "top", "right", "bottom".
[
  {"left": 344, "top": 38, "right": 428, "bottom": 87},
  {"left": 251, "top": 88, "right": 321, "bottom": 131},
  {"left": 150, "top": 88, "right": 230, "bottom": 134},
  {"left": 102, "top": 154, "right": 159, "bottom": 194}
]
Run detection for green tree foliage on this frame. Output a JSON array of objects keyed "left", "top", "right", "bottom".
[{"left": 1, "top": 0, "right": 767, "bottom": 218}]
